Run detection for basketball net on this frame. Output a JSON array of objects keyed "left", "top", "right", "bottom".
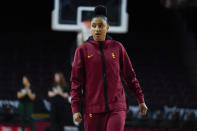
[{"left": 77, "top": 21, "right": 91, "bottom": 47}]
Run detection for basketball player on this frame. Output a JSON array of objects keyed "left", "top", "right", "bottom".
[{"left": 70, "top": 5, "right": 148, "bottom": 131}]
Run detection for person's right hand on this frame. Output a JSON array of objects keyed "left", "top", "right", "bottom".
[
  {"left": 48, "top": 91, "right": 55, "bottom": 97},
  {"left": 54, "top": 89, "right": 59, "bottom": 95},
  {"left": 73, "top": 112, "right": 82, "bottom": 123},
  {"left": 139, "top": 103, "right": 148, "bottom": 115}
]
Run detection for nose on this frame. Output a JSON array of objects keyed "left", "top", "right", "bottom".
[{"left": 95, "top": 26, "right": 101, "bottom": 31}]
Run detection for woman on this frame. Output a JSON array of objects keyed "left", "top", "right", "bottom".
[
  {"left": 70, "top": 5, "right": 148, "bottom": 131},
  {"left": 48, "top": 72, "right": 73, "bottom": 131},
  {"left": 17, "top": 75, "right": 36, "bottom": 131}
]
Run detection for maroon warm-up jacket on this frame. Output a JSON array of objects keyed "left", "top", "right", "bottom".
[{"left": 70, "top": 35, "right": 145, "bottom": 114}]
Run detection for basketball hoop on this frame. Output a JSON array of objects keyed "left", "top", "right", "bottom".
[
  {"left": 82, "top": 21, "right": 91, "bottom": 29},
  {"left": 52, "top": 0, "right": 129, "bottom": 33},
  {"left": 77, "top": 21, "right": 91, "bottom": 47}
]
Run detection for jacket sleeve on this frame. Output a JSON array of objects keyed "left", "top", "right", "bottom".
[
  {"left": 119, "top": 43, "right": 145, "bottom": 104},
  {"left": 70, "top": 47, "right": 85, "bottom": 114}
]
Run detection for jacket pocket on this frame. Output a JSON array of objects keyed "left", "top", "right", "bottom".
[{"left": 110, "top": 90, "right": 123, "bottom": 103}]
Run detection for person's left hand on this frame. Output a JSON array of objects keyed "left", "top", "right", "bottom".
[
  {"left": 25, "top": 88, "right": 31, "bottom": 94},
  {"left": 139, "top": 103, "right": 148, "bottom": 115}
]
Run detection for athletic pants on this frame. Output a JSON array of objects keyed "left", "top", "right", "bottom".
[
  {"left": 18, "top": 102, "right": 35, "bottom": 131},
  {"left": 83, "top": 110, "right": 126, "bottom": 131}
]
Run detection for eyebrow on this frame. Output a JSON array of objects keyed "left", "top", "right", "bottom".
[{"left": 92, "top": 22, "right": 104, "bottom": 25}]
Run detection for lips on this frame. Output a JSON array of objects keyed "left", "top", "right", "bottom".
[{"left": 95, "top": 33, "right": 101, "bottom": 36}]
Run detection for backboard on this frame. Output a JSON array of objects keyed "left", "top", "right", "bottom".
[{"left": 52, "top": 0, "right": 129, "bottom": 33}]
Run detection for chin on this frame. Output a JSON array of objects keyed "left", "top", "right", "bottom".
[
  {"left": 95, "top": 39, "right": 103, "bottom": 41},
  {"left": 96, "top": 37, "right": 104, "bottom": 41}
]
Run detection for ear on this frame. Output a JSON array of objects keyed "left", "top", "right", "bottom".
[
  {"left": 89, "top": 24, "right": 93, "bottom": 32},
  {"left": 106, "top": 24, "right": 109, "bottom": 31},
  {"left": 90, "top": 27, "right": 93, "bottom": 34}
]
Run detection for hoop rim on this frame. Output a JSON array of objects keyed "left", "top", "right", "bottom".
[{"left": 81, "top": 21, "right": 91, "bottom": 29}]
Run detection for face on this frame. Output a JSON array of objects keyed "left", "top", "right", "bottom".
[
  {"left": 54, "top": 73, "right": 61, "bottom": 83},
  {"left": 90, "top": 17, "right": 109, "bottom": 41},
  {"left": 22, "top": 76, "right": 30, "bottom": 86}
]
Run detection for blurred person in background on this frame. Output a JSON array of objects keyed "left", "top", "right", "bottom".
[
  {"left": 152, "top": 109, "right": 164, "bottom": 121},
  {"left": 182, "top": 111, "right": 197, "bottom": 129},
  {"left": 48, "top": 72, "right": 72, "bottom": 131},
  {"left": 70, "top": 5, "right": 148, "bottom": 131},
  {"left": 17, "top": 75, "right": 36, "bottom": 131}
]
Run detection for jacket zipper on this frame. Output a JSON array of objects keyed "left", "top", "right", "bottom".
[{"left": 99, "top": 42, "right": 110, "bottom": 112}]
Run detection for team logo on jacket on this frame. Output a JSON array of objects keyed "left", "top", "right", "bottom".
[
  {"left": 112, "top": 52, "right": 116, "bottom": 59},
  {"left": 88, "top": 54, "right": 93, "bottom": 58},
  {"left": 89, "top": 113, "right": 93, "bottom": 118}
]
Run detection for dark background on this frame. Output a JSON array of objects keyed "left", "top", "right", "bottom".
[{"left": 0, "top": 0, "right": 197, "bottom": 110}]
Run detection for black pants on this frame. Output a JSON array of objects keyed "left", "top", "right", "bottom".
[
  {"left": 50, "top": 103, "right": 73, "bottom": 131},
  {"left": 18, "top": 102, "right": 35, "bottom": 131}
]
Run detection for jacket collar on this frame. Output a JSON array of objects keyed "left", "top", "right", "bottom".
[
  {"left": 86, "top": 34, "right": 113, "bottom": 42},
  {"left": 85, "top": 34, "right": 113, "bottom": 48}
]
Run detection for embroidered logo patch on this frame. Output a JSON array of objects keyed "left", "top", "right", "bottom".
[
  {"left": 89, "top": 113, "right": 93, "bottom": 118},
  {"left": 88, "top": 54, "right": 93, "bottom": 58},
  {"left": 112, "top": 52, "right": 115, "bottom": 59}
]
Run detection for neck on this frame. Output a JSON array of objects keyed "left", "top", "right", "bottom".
[
  {"left": 94, "top": 38, "right": 105, "bottom": 42},
  {"left": 25, "top": 84, "right": 30, "bottom": 88}
]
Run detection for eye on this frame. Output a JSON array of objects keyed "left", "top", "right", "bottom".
[
  {"left": 92, "top": 24, "right": 96, "bottom": 28},
  {"left": 98, "top": 24, "right": 103, "bottom": 28}
]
